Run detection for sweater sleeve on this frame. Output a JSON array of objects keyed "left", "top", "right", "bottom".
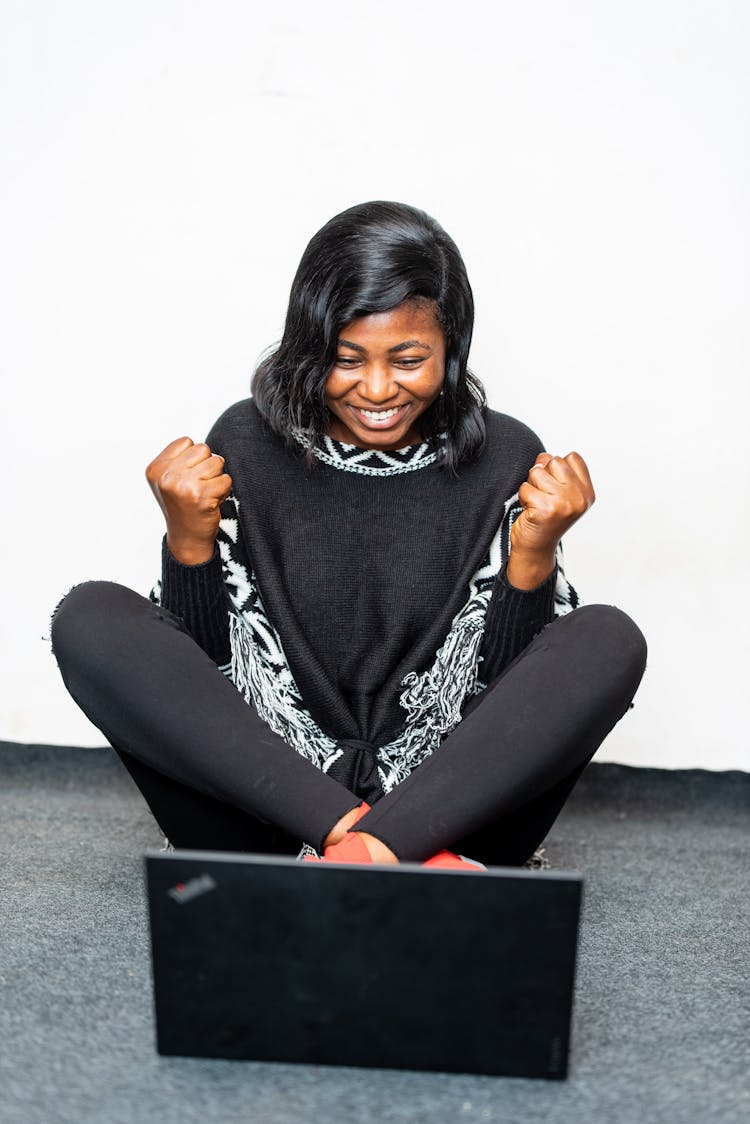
[
  {"left": 476, "top": 559, "right": 559, "bottom": 686},
  {"left": 155, "top": 535, "right": 233, "bottom": 668}
]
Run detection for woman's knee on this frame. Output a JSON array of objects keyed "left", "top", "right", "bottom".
[
  {"left": 50, "top": 581, "right": 143, "bottom": 668},
  {"left": 561, "top": 603, "right": 647, "bottom": 688}
]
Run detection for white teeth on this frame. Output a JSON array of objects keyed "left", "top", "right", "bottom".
[{"left": 358, "top": 407, "right": 401, "bottom": 420}]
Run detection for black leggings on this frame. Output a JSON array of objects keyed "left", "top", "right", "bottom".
[{"left": 50, "top": 582, "right": 647, "bottom": 865}]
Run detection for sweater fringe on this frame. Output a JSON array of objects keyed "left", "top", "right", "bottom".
[
  {"left": 376, "top": 589, "right": 493, "bottom": 792},
  {"left": 228, "top": 611, "right": 342, "bottom": 774}
]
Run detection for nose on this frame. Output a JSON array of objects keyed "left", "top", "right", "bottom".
[{"left": 357, "top": 361, "right": 400, "bottom": 403}]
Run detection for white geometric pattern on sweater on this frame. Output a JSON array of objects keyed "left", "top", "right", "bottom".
[{"left": 290, "top": 427, "right": 447, "bottom": 476}]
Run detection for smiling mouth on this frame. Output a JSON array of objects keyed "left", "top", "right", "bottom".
[{"left": 349, "top": 404, "right": 409, "bottom": 426}]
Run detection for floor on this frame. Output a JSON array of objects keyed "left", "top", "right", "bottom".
[{"left": 1, "top": 744, "right": 748, "bottom": 1124}]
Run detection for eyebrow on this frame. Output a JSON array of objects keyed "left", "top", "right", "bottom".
[{"left": 337, "top": 338, "right": 433, "bottom": 353}]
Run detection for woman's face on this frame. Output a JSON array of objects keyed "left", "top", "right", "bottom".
[{"left": 324, "top": 300, "right": 446, "bottom": 451}]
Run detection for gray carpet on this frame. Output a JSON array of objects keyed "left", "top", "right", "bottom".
[{"left": 1, "top": 744, "right": 748, "bottom": 1124}]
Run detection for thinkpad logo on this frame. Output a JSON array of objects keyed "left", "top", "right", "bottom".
[{"left": 167, "top": 873, "right": 217, "bottom": 904}]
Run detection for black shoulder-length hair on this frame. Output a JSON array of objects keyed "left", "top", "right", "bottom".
[{"left": 250, "top": 200, "right": 487, "bottom": 475}]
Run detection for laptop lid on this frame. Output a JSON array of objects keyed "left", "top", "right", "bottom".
[{"left": 145, "top": 850, "right": 583, "bottom": 1079}]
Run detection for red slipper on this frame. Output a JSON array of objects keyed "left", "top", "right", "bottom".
[
  {"left": 421, "top": 850, "right": 486, "bottom": 871},
  {"left": 353, "top": 800, "right": 372, "bottom": 823},
  {"left": 322, "top": 831, "right": 374, "bottom": 864}
]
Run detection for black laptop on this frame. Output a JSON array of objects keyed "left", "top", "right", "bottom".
[{"left": 144, "top": 850, "right": 583, "bottom": 1079}]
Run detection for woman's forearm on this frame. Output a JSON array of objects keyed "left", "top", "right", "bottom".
[
  {"left": 475, "top": 561, "right": 559, "bottom": 685},
  {"left": 159, "top": 536, "right": 233, "bottom": 666}
]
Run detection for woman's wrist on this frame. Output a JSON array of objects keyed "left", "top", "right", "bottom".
[
  {"left": 505, "top": 547, "right": 557, "bottom": 591},
  {"left": 166, "top": 532, "right": 217, "bottom": 566}
]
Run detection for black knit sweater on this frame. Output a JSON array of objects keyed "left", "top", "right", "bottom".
[{"left": 155, "top": 398, "right": 579, "bottom": 804}]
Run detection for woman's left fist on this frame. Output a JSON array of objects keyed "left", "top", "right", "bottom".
[{"left": 511, "top": 452, "right": 596, "bottom": 558}]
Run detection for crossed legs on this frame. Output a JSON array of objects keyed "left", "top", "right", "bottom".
[{"left": 51, "top": 582, "right": 646, "bottom": 864}]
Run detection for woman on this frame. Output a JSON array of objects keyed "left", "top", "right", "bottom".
[{"left": 51, "top": 201, "right": 647, "bottom": 870}]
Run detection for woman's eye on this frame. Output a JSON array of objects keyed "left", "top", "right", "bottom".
[{"left": 334, "top": 356, "right": 424, "bottom": 369}]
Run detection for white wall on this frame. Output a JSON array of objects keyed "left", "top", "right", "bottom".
[{"left": 2, "top": 1, "right": 748, "bottom": 769}]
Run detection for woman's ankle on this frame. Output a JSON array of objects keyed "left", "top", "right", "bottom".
[
  {"left": 323, "top": 802, "right": 370, "bottom": 849},
  {"left": 356, "top": 831, "right": 399, "bottom": 864}
]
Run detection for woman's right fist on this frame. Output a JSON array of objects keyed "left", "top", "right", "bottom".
[{"left": 146, "top": 437, "right": 233, "bottom": 565}]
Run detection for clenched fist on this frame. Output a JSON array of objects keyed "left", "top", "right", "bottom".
[
  {"left": 146, "top": 437, "right": 233, "bottom": 565},
  {"left": 507, "top": 451, "right": 595, "bottom": 590}
]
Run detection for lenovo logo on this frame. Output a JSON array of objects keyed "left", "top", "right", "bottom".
[{"left": 167, "top": 873, "right": 217, "bottom": 904}]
